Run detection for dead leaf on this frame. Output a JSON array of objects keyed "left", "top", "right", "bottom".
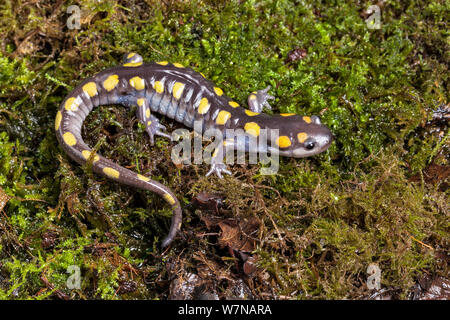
[
  {"left": 0, "top": 187, "right": 10, "bottom": 212},
  {"left": 218, "top": 217, "right": 260, "bottom": 252}
]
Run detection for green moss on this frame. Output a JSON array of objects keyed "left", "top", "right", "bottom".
[
  {"left": 0, "top": 53, "right": 35, "bottom": 92},
  {"left": 0, "top": 0, "right": 448, "bottom": 299}
]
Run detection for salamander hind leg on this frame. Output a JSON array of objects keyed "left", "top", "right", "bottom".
[
  {"left": 136, "top": 98, "right": 171, "bottom": 145},
  {"left": 247, "top": 85, "right": 275, "bottom": 113},
  {"left": 205, "top": 141, "right": 232, "bottom": 179}
]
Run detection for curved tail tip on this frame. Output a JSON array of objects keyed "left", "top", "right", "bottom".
[{"left": 161, "top": 236, "right": 174, "bottom": 249}]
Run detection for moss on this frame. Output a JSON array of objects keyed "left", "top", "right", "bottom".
[{"left": 0, "top": 0, "right": 448, "bottom": 299}]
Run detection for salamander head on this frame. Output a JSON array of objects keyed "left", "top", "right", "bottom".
[{"left": 267, "top": 114, "right": 333, "bottom": 158}]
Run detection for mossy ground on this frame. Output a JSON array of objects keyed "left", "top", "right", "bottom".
[{"left": 0, "top": 0, "right": 448, "bottom": 299}]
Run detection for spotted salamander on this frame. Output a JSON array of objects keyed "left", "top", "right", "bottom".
[{"left": 55, "top": 53, "right": 333, "bottom": 248}]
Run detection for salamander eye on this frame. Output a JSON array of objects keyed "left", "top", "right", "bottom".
[{"left": 304, "top": 141, "right": 315, "bottom": 150}]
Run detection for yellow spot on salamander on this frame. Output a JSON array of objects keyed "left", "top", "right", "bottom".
[
  {"left": 197, "top": 97, "right": 210, "bottom": 114},
  {"left": 154, "top": 81, "right": 164, "bottom": 94},
  {"left": 245, "top": 110, "right": 260, "bottom": 116},
  {"left": 82, "top": 82, "right": 98, "bottom": 97},
  {"left": 137, "top": 98, "right": 145, "bottom": 107},
  {"left": 55, "top": 111, "right": 62, "bottom": 131},
  {"left": 173, "top": 62, "right": 184, "bottom": 68},
  {"left": 276, "top": 136, "right": 292, "bottom": 148},
  {"left": 244, "top": 122, "right": 261, "bottom": 137},
  {"left": 228, "top": 101, "right": 239, "bottom": 108},
  {"left": 156, "top": 61, "right": 168, "bottom": 66},
  {"left": 63, "top": 132, "right": 77, "bottom": 146},
  {"left": 127, "top": 52, "right": 136, "bottom": 59},
  {"left": 123, "top": 62, "right": 143, "bottom": 67},
  {"left": 297, "top": 132, "right": 308, "bottom": 143},
  {"left": 303, "top": 116, "right": 312, "bottom": 123},
  {"left": 64, "top": 97, "right": 81, "bottom": 112},
  {"left": 129, "top": 76, "right": 145, "bottom": 90},
  {"left": 280, "top": 113, "right": 296, "bottom": 117},
  {"left": 81, "top": 150, "right": 100, "bottom": 163},
  {"left": 145, "top": 108, "right": 151, "bottom": 118},
  {"left": 212, "top": 148, "right": 219, "bottom": 158},
  {"left": 103, "top": 167, "right": 120, "bottom": 179},
  {"left": 103, "top": 74, "right": 119, "bottom": 91},
  {"left": 249, "top": 94, "right": 257, "bottom": 100},
  {"left": 214, "top": 87, "right": 223, "bottom": 96},
  {"left": 216, "top": 110, "right": 231, "bottom": 125},
  {"left": 137, "top": 174, "right": 150, "bottom": 182},
  {"left": 223, "top": 138, "right": 234, "bottom": 147},
  {"left": 200, "top": 72, "right": 206, "bottom": 78},
  {"left": 147, "top": 121, "right": 152, "bottom": 126},
  {"left": 163, "top": 193, "right": 176, "bottom": 205},
  {"left": 172, "top": 82, "right": 185, "bottom": 100}
]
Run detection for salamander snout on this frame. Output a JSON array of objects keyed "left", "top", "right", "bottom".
[
  {"left": 309, "top": 125, "right": 333, "bottom": 152},
  {"left": 292, "top": 125, "right": 332, "bottom": 157}
]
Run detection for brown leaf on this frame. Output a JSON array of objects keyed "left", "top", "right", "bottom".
[
  {"left": 0, "top": 187, "right": 10, "bottom": 212},
  {"left": 243, "top": 256, "right": 258, "bottom": 276},
  {"left": 218, "top": 217, "right": 260, "bottom": 252},
  {"left": 192, "top": 192, "right": 225, "bottom": 213}
]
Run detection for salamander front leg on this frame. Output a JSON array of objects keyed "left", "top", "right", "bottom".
[
  {"left": 205, "top": 141, "right": 232, "bottom": 179},
  {"left": 123, "top": 52, "right": 143, "bottom": 66},
  {"left": 136, "top": 98, "right": 171, "bottom": 145},
  {"left": 248, "top": 85, "right": 275, "bottom": 113}
]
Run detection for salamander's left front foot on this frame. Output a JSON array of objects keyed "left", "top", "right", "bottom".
[
  {"left": 206, "top": 163, "right": 232, "bottom": 179},
  {"left": 248, "top": 85, "right": 275, "bottom": 113}
]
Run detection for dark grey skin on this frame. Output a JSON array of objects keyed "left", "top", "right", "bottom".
[{"left": 55, "top": 53, "right": 333, "bottom": 248}]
